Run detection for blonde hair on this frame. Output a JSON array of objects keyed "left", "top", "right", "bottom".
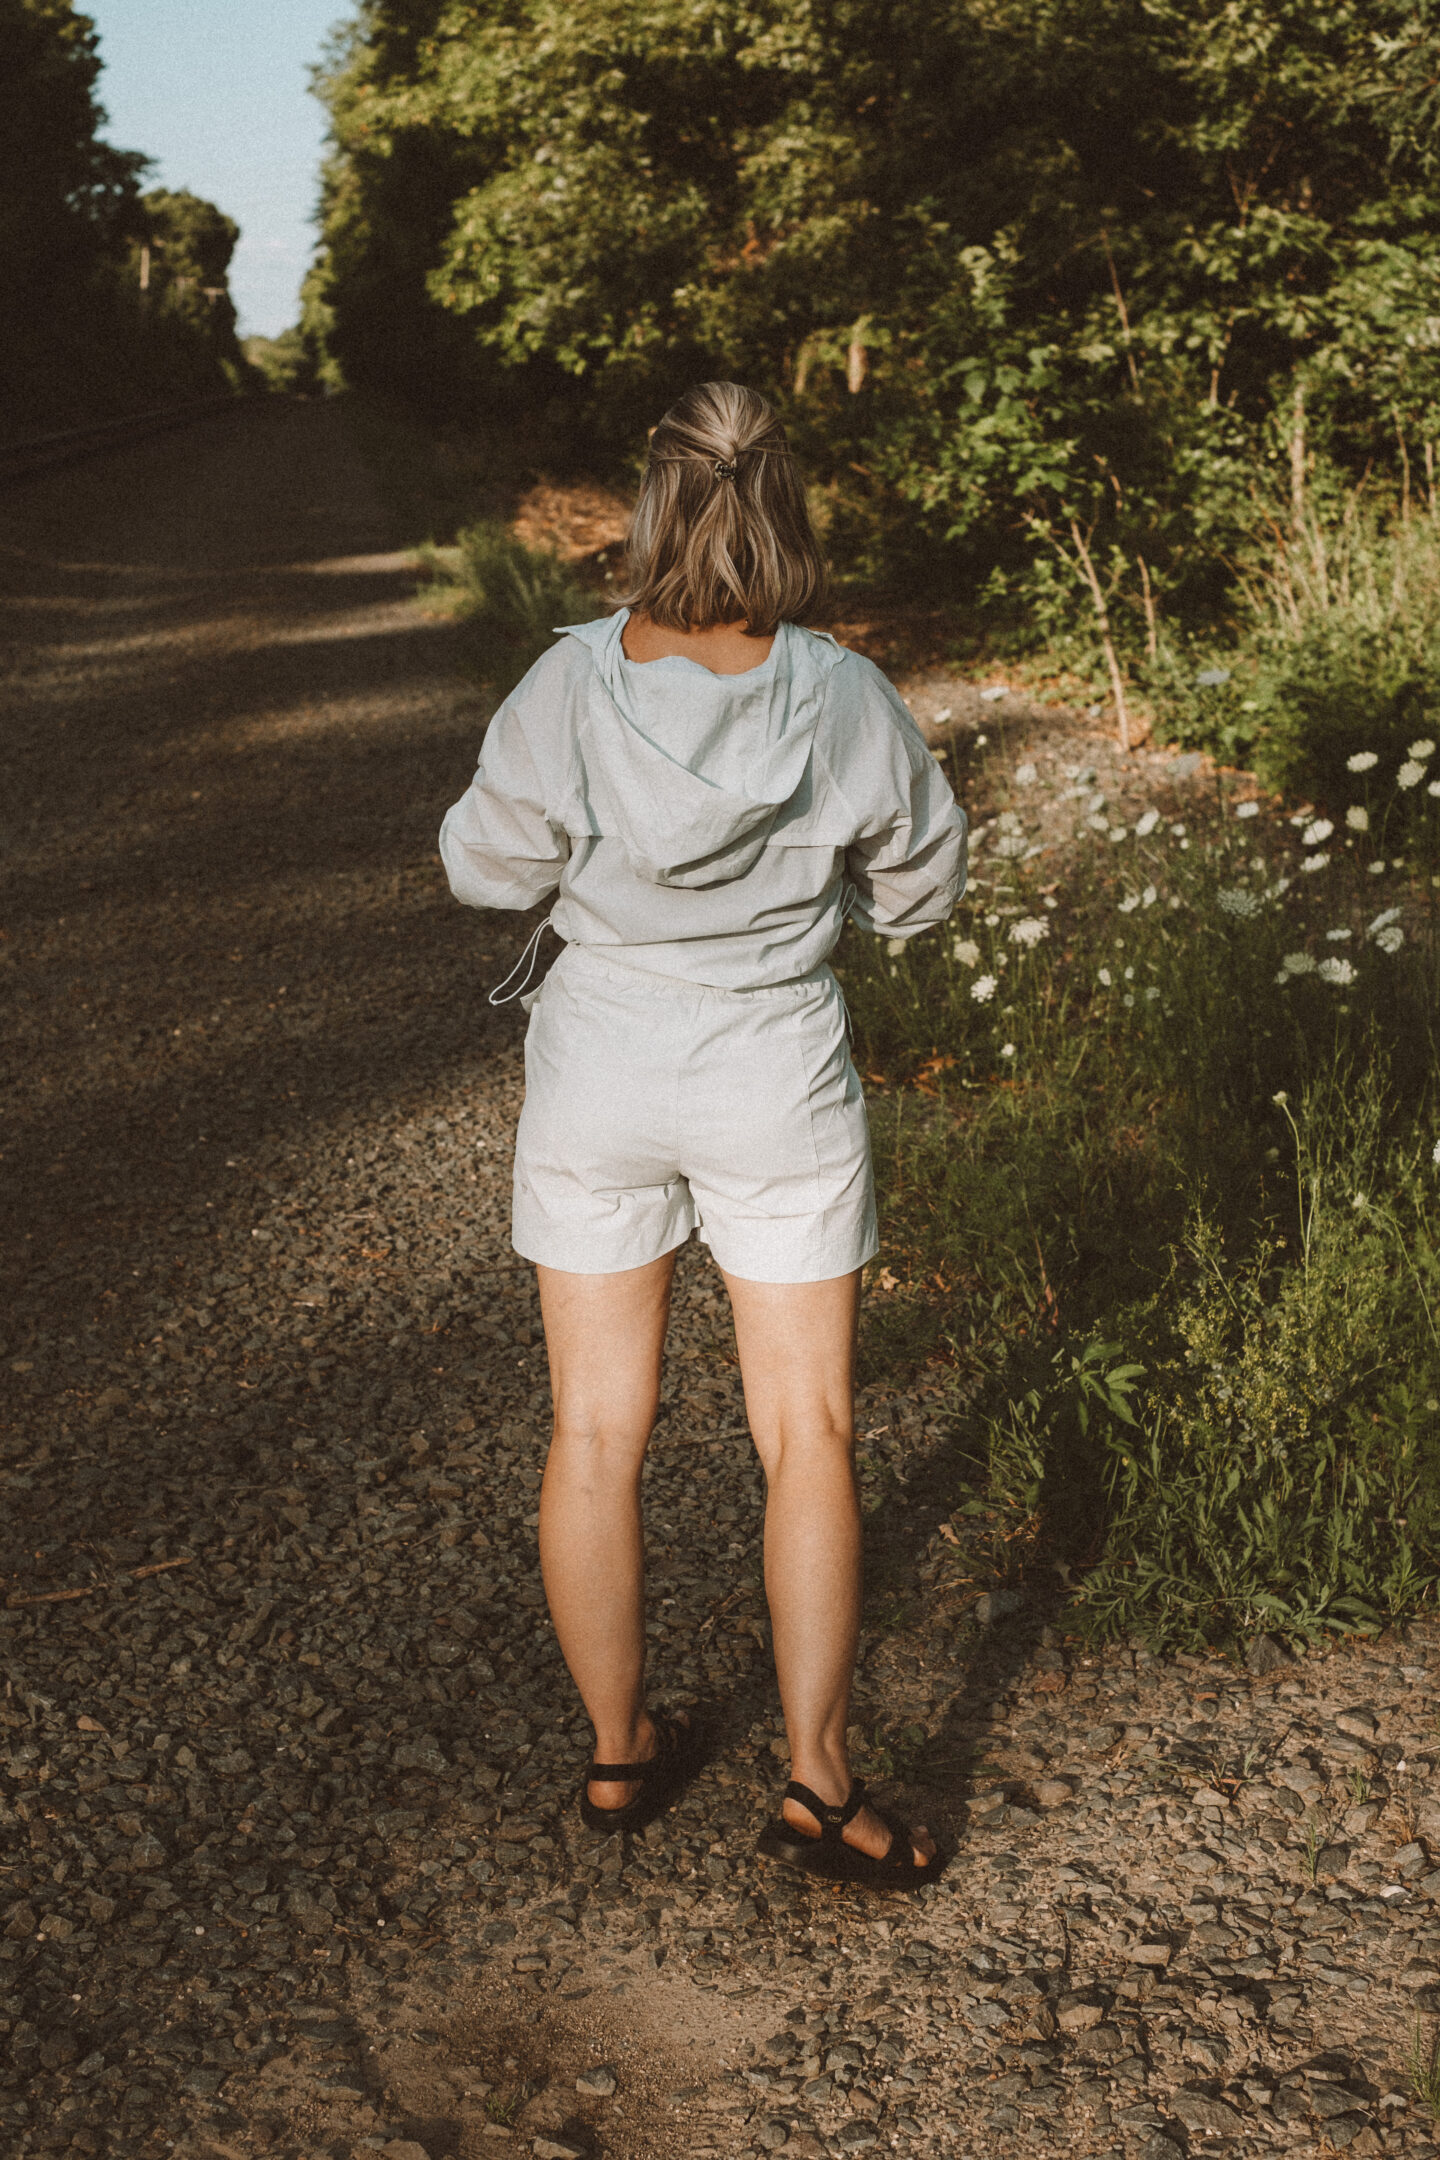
[{"left": 621, "top": 382, "right": 825, "bottom": 637}]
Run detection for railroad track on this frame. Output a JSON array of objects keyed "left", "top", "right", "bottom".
[{"left": 0, "top": 391, "right": 250, "bottom": 485}]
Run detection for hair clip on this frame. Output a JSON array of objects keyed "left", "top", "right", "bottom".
[{"left": 713, "top": 459, "right": 738, "bottom": 481}]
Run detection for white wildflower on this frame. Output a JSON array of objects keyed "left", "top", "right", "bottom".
[
  {"left": 951, "top": 937, "right": 981, "bottom": 966},
  {"left": 1408, "top": 737, "right": 1435, "bottom": 759},
  {"left": 1346, "top": 805, "right": 1369, "bottom": 832},
  {"left": 1374, "top": 925, "right": 1404, "bottom": 954},
  {"left": 995, "top": 835, "right": 1028, "bottom": 859},
  {"left": 886, "top": 938, "right": 906, "bottom": 956},
  {"left": 1272, "top": 1091, "right": 1289, "bottom": 1106},
  {"left": 1368, "top": 907, "right": 1402, "bottom": 935},
  {"left": 1014, "top": 761, "right": 1038, "bottom": 786},
  {"left": 1134, "top": 808, "right": 1161, "bottom": 837},
  {"left": 1369, "top": 859, "right": 1387, "bottom": 873},
  {"left": 1433, "top": 1138, "right": 1440, "bottom": 1166},
  {"left": 1325, "top": 927, "right": 1353, "bottom": 940},
  {"left": 1108, "top": 825, "right": 1128, "bottom": 842},
  {"left": 1347, "top": 750, "right": 1379, "bottom": 772},
  {"left": 1301, "top": 818, "right": 1334, "bottom": 845},
  {"left": 999, "top": 1042, "right": 1016, "bottom": 1059},
  {"left": 998, "top": 810, "right": 1023, "bottom": 832},
  {"left": 971, "top": 974, "right": 997, "bottom": 1003},
  {"left": 1430, "top": 780, "right": 1440, "bottom": 799},
  {"left": 1124, "top": 966, "right": 1135, "bottom": 980},
  {"left": 1170, "top": 823, "right": 1187, "bottom": 837},
  {"left": 1235, "top": 800, "right": 1261, "bottom": 819},
  {"left": 1217, "top": 888, "right": 1263, "bottom": 918},
  {"left": 1318, "top": 956, "right": 1356, "bottom": 985},
  {"left": 1280, "top": 953, "right": 1315, "bottom": 977},
  {"left": 1266, "top": 876, "right": 1292, "bottom": 899},
  {"left": 1300, "top": 852, "right": 1330, "bottom": 873},
  {"left": 1009, "top": 917, "right": 1050, "bottom": 948},
  {"left": 1097, "top": 967, "right": 1113, "bottom": 987},
  {"left": 1142, "top": 884, "right": 1157, "bottom": 907},
  {"left": 1398, "top": 761, "right": 1425, "bottom": 790},
  {"left": 1118, "top": 894, "right": 1140, "bottom": 915},
  {"left": 1144, "top": 985, "right": 1160, "bottom": 1001}
]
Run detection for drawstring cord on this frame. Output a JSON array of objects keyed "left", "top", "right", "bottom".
[{"left": 487, "top": 916, "right": 556, "bottom": 1007}]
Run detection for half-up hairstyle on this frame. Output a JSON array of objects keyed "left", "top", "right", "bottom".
[{"left": 621, "top": 381, "right": 825, "bottom": 637}]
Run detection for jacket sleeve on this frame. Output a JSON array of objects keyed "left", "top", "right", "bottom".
[
  {"left": 439, "top": 690, "right": 570, "bottom": 913},
  {"left": 843, "top": 687, "right": 968, "bottom": 940}
]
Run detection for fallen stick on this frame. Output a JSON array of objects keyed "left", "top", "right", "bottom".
[{"left": 5, "top": 1555, "right": 194, "bottom": 1608}]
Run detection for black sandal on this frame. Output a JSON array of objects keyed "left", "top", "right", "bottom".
[
  {"left": 579, "top": 1710, "right": 695, "bottom": 1834},
  {"left": 757, "top": 1777, "right": 943, "bottom": 1889}
]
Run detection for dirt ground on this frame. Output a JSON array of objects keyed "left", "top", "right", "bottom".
[{"left": 3, "top": 400, "right": 1440, "bottom": 2160}]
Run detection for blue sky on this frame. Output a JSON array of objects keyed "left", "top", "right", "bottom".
[{"left": 86, "top": 0, "right": 354, "bottom": 339}]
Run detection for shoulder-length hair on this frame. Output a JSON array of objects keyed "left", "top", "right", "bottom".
[{"left": 620, "top": 382, "right": 825, "bottom": 637}]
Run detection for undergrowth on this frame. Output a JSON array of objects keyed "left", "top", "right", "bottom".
[
  {"left": 838, "top": 747, "right": 1440, "bottom": 1653},
  {"left": 419, "top": 518, "right": 593, "bottom": 699}
]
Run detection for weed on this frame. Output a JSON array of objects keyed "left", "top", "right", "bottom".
[
  {"left": 419, "top": 520, "right": 594, "bottom": 700},
  {"left": 1411, "top": 2019, "right": 1440, "bottom": 2122},
  {"left": 1349, "top": 1764, "right": 1373, "bottom": 1806},
  {"left": 1302, "top": 1813, "right": 1326, "bottom": 1885}
]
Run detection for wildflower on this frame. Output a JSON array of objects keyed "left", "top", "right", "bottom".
[
  {"left": 1134, "top": 808, "right": 1161, "bottom": 836},
  {"left": 1430, "top": 780, "right": 1440, "bottom": 799},
  {"left": 1347, "top": 750, "right": 1379, "bottom": 772},
  {"left": 1301, "top": 818, "right": 1334, "bottom": 845},
  {"left": 1235, "top": 800, "right": 1261, "bottom": 819},
  {"left": 1368, "top": 907, "right": 1402, "bottom": 935},
  {"left": 1124, "top": 965, "right": 1135, "bottom": 980},
  {"left": 1346, "top": 805, "right": 1369, "bottom": 831},
  {"left": 1108, "top": 825, "right": 1128, "bottom": 842},
  {"left": 1217, "top": 888, "right": 1263, "bottom": 918},
  {"left": 1118, "top": 894, "right": 1140, "bottom": 915},
  {"left": 1409, "top": 738, "right": 1436, "bottom": 759},
  {"left": 1317, "top": 956, "right": 1356, "bottom": 985},
  {"left": 1144, "top": 985, "right": 1160, "bottom": 1001},
  {"left": 1266, "top": 876, "right": 1292, "bottom": 899},
  {"left": 1142, "top": 884, "right": 1157, "bottom": 906},
  {"left": 1374, "top": 925, "right": 1404, "bottom": 954},
  {"left": 1433, "top": 1138, "right": 1440, "bottom": 1166},
  {"left": 1009, "top": 917, "right": 1050, "bottom": 947},
  {"left": 1170, "top": 823, "right": 1187, "bottom": 837},
  {"left": 886, "top": 938, "right": 906, "bottom": 956},
  {"left": 951, "top": 937, "right": 981, "bottom": 966},
  {"left": 998, "top": 810, "right": 1023, "bottom": 832},
  {"left": 971, "top": 974, "right": 997, "bottom": 1003},
  {"left": 1272, "top": 1091, "right": 1289, "bottom": 1106},
  {"left": 1097, "top": 967, "right": 1113, "bottom": 987},
  {"left": 1398, "top": 761, "right": 1425, "bottom": 790},
  {"left": 999, "top": 1042, "right": 1016, "bottom": 1059},
  {"left": 1300, "top": 852, "right": 1330, "bottom": 873},
  {"left": 1280, "top": 954, "right": 1315, "bottom": 977},
  {"left": 995, "top": 835, "right": 1028, "bottom": 859},
  {"left": 1369, "top": 859, "right": 1387, "bottom": 873},
  {"left": 1014, "top": 762, "right": 1038, "bottom": 786},
  {"left": 1352, "top": 1192, "right": 1369, "bottom": 1212},
  {"left": 1196, "top": 666, "right": 1231, "bottom": 686}
]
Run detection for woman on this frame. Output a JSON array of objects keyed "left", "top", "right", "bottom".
[{"left": 440, "top": 382, "right": 966, "bottom": 1887}]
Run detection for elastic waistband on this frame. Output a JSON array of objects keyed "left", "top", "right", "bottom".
[{"left": 554, "top": 940, "right": 837, "bottom": 1004}]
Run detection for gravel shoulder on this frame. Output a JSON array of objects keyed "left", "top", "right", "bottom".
[{"left": 2, "top": 402, "right": 1440, "bottom": 2160}]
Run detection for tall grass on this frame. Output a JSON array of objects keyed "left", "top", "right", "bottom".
[
  {"left": 1158, "top": 486, "right": 1440, "bottom": 821},
  {"left": 838, "top": 752, "right": 1440, "bottom": 1651},
  {"left": 420, "top": 519, "right": 596, "bottom": 700}
]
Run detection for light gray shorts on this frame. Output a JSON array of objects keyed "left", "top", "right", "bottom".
[{"left": 512, "top": 943, "right": 877, "bottom": 1283}]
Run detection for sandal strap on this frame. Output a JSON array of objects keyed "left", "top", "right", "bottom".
[
  {"left": 784, "top": 1777, "right": 867, "bottom": 1842},
  {"left": 589, "top": 1713, "right": 681, "bottom": 1784}
]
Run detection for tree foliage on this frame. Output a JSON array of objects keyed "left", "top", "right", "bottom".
[
  {"left": 308, "top": 0, "right": 1440, "bottom": 646},
  {"left": 0, "top": 0, "right": 248, "bottom": 433}
]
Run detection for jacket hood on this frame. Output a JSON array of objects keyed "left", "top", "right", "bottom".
[{"left": 556, "top": 610, "right": 843, "bottom": 888}]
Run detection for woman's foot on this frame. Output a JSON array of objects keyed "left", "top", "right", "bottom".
[
  {"left": 782, "top": 1782, "right": 936, "bottom": 1868},
  {"left": 586, "top": 1709, "right": 657, "bottom": 1811},
  {"left": 578, "top": 1710, "right": 690, "bottom": 1831}
]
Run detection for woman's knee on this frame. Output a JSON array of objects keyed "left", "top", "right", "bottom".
[
  {"left": 753, "top": 1414, "right": 855, "bottom": 1483},
  {"left": 546, "top": 1411, "right": 652, "bottom": 1486}
]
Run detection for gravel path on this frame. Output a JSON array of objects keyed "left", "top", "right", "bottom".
[{"left": 3, "top": 401, "right": 1440, "bottom": 2160}]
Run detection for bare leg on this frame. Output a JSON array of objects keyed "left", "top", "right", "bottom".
[
  {"left": 722, "top": 1268, "right": 934, "bottom": 1866},
  {"left": 536, "top": 1252, "right": 680, "bottom": 1810}
]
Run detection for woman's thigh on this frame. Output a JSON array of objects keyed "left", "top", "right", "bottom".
[
  {"left": 720, "top": 1267, "right": 860, "bottom": 1468},
  {"left": 537, "top": 1252, "right": 678, "bottom": 1447}
]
